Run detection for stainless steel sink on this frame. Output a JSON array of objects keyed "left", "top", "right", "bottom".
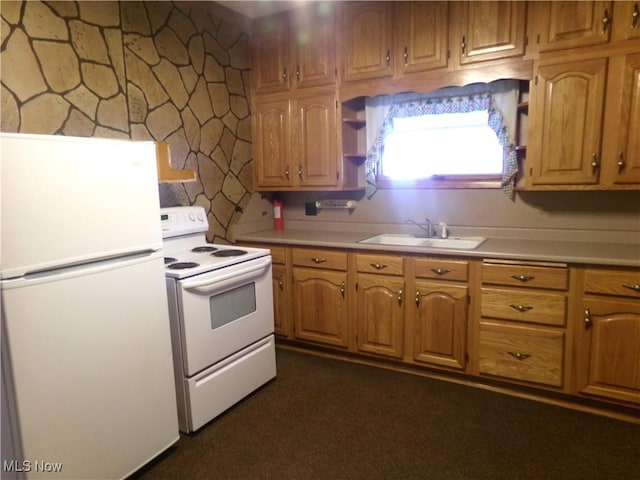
[{"left": 357, "top": 233, "right": 486, "bottom": 250}]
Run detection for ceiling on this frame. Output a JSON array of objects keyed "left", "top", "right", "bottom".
[{"left": 215, "top": 1, "right": 302, "bottom": 19}]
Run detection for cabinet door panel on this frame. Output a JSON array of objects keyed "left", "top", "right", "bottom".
[
  {"left": 293, "top": 268, "right": 348, "bottom": 347},
  {"left": 537, "top": 1, "right": 613, "bottom": 52},
  {"left": 611, "top": 1, "right": 640, "bottom": 41},
  {"left": 457, "top": 1, "right": 526, "bottom": 64},
  {"left": 293, "top": 94, "right": 338, "bottom": 187},
  {"left": 396, "top": 1, "right": 449, "bottom": 74},
  {"left": 414, "top": 281, "right": 468, "bottom": 370},
  {"left": 291, "top": 4, "right": 337, "bottom": 88},
  {"left": 529, "top": 58, "right": 607, "bottom": 185},
  {"left": 577, "top": 299, "right": 640, "bottom": 404},
  {"left": 356, "top": 275, "right": 405, "bottom": 358},
  {"left": 613, "top": 52, "right": 640, "bottom": 183},
  {"left": 254, "top": 100, "right": 291, "bottom": 188},
  {"left": 252, "top": 13, "right": 290, "bottom": 94},
  {"left": 341, "top": 2, "right": 394, "bottom": 81}
]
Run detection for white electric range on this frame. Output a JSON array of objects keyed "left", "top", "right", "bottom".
[{"left": 161, "top": 206, "right": 276, "bottom": 433}]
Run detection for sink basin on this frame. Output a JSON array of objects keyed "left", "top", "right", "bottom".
[{"left": 358, "top": 234, "right": 486, "bottom": 250}]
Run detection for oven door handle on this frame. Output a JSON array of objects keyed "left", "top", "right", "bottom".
[{"left": 181, "top": 257, "right": 271, "bottom": 295}]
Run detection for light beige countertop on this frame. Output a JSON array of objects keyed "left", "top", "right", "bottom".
[{"left": 235, "top": 228, "right": 640, "bottom": 268}]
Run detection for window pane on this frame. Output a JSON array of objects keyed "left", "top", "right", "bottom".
[{"left": 380, "top": 109, "right": 503, "bottom": 179}]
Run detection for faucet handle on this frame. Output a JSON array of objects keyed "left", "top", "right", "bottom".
[{"left": 439, "top": 222, "right": 448, "bottom": 239}]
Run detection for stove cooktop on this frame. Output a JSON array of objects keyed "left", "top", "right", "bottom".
[{"left": 163, "top": 243, "right": 270, "bottom": 279}]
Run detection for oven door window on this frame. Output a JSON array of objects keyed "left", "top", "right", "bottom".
[{"left": 210, "top": 282, "right": 257, "bottom": 330}]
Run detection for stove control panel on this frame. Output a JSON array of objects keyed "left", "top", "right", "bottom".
[{"left": 160, "top": 206, "right": 208, "bottom": 238}]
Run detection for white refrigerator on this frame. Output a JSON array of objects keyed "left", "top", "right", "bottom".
[{"left": 0, "top": 133, "right": 179, "bottom": 479}]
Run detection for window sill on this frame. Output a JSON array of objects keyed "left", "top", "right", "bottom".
[{"left": 375, "top": 175, "right": 502, "bottom": 190}]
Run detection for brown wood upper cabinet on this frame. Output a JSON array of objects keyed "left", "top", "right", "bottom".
[
  {"left": 253, "top": 91, "right": 340, "bottom": 190},
  {"left": 530, "top": 1, "right": 640, "bottom": 53},
  {"left": 252, "top": 5, "right": 337, "bottom": 94},
  {"left": 452, "top": 1, "right": 527, "bottom": 65},
  {"left": 526, "top": 51, "right": 640, "bottom": 187},
  {"left": 341, "top": 1, "right": 527, "bottom": 83}
]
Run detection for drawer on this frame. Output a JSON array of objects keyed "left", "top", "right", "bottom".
[
  {"left": 479, "top": 321, "right": 564, "bottom": 387},
  {"left": 292, "top": 248, "right": 347, "bottom": 271},
  {"left": 482, "top": 261, "right": 568, "bottom": 290},
  {"left": 481, "top": 287, "right": 567, "bottom": 326},
  {"left": 356, "top": 253, "right": 404, "bottom": 275},
  {"left": 585, "top": 268, "right": 640, "bottom": 298},
  {"left": 413, "top": 258, "right": 468, "bottom": 282}
]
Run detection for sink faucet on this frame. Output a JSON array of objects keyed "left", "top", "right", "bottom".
[{"left": 405, "top": 218, "right": 434, "bottom": 237}]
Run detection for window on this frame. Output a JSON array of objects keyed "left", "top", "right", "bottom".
[
  {"left": 380, "top": 110, "right": 503, "bottom": 179},
  {"left": 365, "top": 81, "right": 519, "bottom": 198}
]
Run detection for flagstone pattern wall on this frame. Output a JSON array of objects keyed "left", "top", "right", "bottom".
[{"left": 0, "top": 1, "right": 253, "bottom": 243}]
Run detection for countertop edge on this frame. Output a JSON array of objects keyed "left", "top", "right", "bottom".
[{"left": 235, "top": 230, "right": 640, "bottom": 268}]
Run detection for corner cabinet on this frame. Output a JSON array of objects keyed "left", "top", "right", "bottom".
[
  {"left": 574, "top": 267, "right": 640, "bottom": 406},
  {"left": 253, "top": 91, "right": 340, "bottom": 190}
]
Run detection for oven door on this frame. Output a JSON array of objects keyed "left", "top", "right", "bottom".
[{"left": 176, "top": 255, "right": 274, "bottom": 376}]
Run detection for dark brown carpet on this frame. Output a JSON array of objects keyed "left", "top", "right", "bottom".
[{"left": 132, "top": 347, "right": 640, "bottom": 480}]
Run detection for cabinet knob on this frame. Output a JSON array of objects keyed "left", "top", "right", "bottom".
[
  {"left": 431, "top": 268, "right": 450, "bottom": 276},
  {"left": 510, "top": 304, "right": 533, "bottom": 313},
  {"left": 622, "top": 283, "right": 640, "bottom": 293},
  {"left": 285, "top": 166, "right": 290, "bottom": 179},
  {"left": 602, "top": 9, "right": 611, "bottom": 33},
  {"left": 507, "top": 351, "right": 531, "bottom": 361},
  {"left": 298, "top": 166, "right": 303, "bottom": 179},
  {"left": 370, "top": 263, "right": 388, "bottom": 270},
  {"left": 283, "top": 68, "right": 288, "bottom": 80},
  {"left": 510, "top": 274, "right": 535, "bottom": 283},
  {"left": 617, "top": 152, "right": 626, "bottom": 174},
  {"left": 591, "top": 153, "right": 600, "bottom": 173}
]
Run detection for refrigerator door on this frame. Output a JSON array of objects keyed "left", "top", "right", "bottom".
[
  {"left": 0, "top": 133, "right": 162, "bottom": 279},
  {"left": 1, "top": 252, "right": 179, "bottom": 479}
]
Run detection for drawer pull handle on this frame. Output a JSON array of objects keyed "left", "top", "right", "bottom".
[
  {"left": 370, "top": 263, "right": 388, "bottom": 270},
  {"left": 278, "top": 279, "right": 284, "bottom": 290},
  {"left": 622, "top": 283, "right": 640, "bottom": 293},
  {"left": 507, "top": 351, "right": 531, "bottom": 361},
  {"left": 415, "top": 291, "right": 420, "bottom": 307},
  {"left": 431, "top": 268, "right": 450, "bottom": 276},
  {"left": 510, "top": 304, "right": 533, "bottom": 313},
  {"left": 398, "top": 289, "right": 403, "bottom": 306},
  {"left": 340, "top": 281, "right": 345, "bottom": 298},
  {"left": 511, "top": 274, "right": 535, "bottom": 283},
  {"left": 311, "top": 257, "right": 326, "bottom": 264}
]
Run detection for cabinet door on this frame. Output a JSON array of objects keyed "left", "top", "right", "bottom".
[
  {"left": 611, "top": 1, "right": 640, "bottom": 41},
  {"left": 577, "top": 299, "right": 640, "bottom": 404},
  {"left": 292, "top": 93, "right": 339, "bottom": 187},
  {"left": 612, "top": 52, "right": 640, "bottom": 184},
  {"left": 290, "top": 4, "right": 337, "bottom": 89},
  {"left": 528, "top": 58, "right": 608, "bottom": 185},
  {"left": 455, "top": 1, "right": 527, "bottom": 65},
  {"left": 252, "top": 13, "right": 290, "bottom": 94},
  {"left": 535, "top": 1, "right": 613, "bottom": 52},
  {"left": 356, "top": 274, "right": 405, "bottom": 358},
  {"left": 293, "top": 267, "right": 348, "bottom": 347},
  {"left": 341, "top": 2, "right": 394, "bottom": 82},
  {"left": 413, "top": 280, "right": 468, "bottom": 370},
  {"left": 272, "top": 264, "right": 289, "bottom": 337},
  {"left": 253, "top": 99, "right": 292, "bottom": 188},
  {"left": 395, "top": 1, "right": 449, "bottom": 74}
]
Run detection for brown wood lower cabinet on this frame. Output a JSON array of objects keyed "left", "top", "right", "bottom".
[
  {"left": 574, "top": 267, "right": 640, "bottom": 405},
  {"left": 239, "top": 242, "right": 640, "bottom": 413}
]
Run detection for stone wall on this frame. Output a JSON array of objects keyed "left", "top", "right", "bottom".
[{"left": 1, "top": 1, "right": 253, "bottom": 243}]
